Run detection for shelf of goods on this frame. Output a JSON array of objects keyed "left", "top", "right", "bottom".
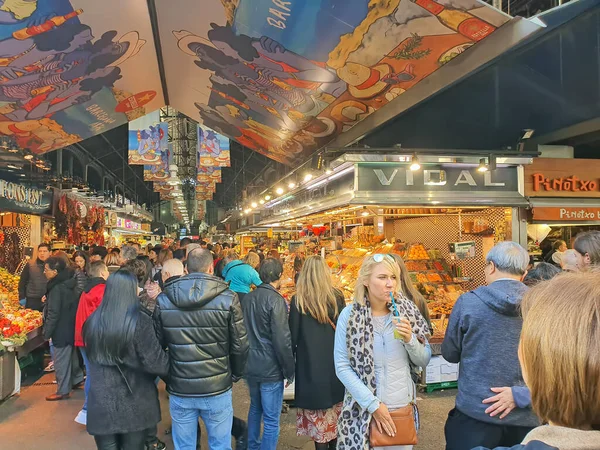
[
  {"left": 0, "top": 268, "right": 44, "bottom": 351},
  {"left": 327, "top": 243, "right": 464, "bottom": 343}
]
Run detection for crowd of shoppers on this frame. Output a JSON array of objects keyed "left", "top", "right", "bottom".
[{"left": 20, "top": 230, "right": 600, "bottom": 450}]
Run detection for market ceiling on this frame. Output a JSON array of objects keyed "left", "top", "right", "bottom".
[
  {"left": 1, "top": 0, "right": 568, "bottom": 172},
  {"left": 333, "top": 0, "right": 600, "bottom": 152}
]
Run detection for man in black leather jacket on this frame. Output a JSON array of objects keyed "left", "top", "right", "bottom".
[
  {"left": 157, "top": 248, "right": 248, "bottom": 450},
  {"left": 242, "top": 257, "right": 294, "bottom": 450}
]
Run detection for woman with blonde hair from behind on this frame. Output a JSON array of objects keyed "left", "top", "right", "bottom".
[
  {"left": 289, "top": 255, "right": 346, "bottom": 450},
  {"left": 334, "top": 254, "right": 431, "bottom": 450},
  {"left": 476, "top": 271, "right": 600, "bottom": 449}
]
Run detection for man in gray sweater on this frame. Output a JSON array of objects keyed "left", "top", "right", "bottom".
[{"left": 442, "top": 242, "right": 539, "bottom": 450}]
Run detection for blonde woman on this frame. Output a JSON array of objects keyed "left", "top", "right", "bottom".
[
  {"left": 334, "top": 254, "right": 431, "bottom": 450},
  {"left": 105, "top": 252, "right": 121, "bottom": 274},
  {"left": 477, "top": 271, "right": 600, "bottom": 449},
  {"left": 390, "top": 254, "right": 432, "bottom": 336},
  {"left": 289, "top": 256, "right": 346, "bottom": 450}
]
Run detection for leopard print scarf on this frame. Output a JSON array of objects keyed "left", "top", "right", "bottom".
[
  {"left": 337, "top": 300, "right": 376, "bottom": 450},
  {"left": 337, "top": 294, "right": 431, "bottom": 450}
]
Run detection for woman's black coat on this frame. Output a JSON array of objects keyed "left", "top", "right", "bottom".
[
  {"left": 289, "top": 290, "right": 346, "bottom": 410},
  {"left": 43, "top": 268, "right": 78, "bottom": 347},
  {"left": 86, "top": 311, "right": 169, "bottom": 436}
]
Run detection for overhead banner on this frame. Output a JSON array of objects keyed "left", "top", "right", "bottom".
[
  {"left": 128, "top": 111, "right": 168, "bottom": 165},
  {"left": 196, "top": 166, "right": 222, "bottom": 184},
  {"left": 157, "top": 0, "right": 510, "bottom": 166},
  {"left": 144, "top": 143, "right": 173, "bottom": 182},
  {"left": 195, "top": 185, "right": 213, "bottom": 201},
  {"left": 153, "top": 182, "right": 176, "bottom": 200},
  {"left": 198, "top": 125, "right": 231, "bottom": 167},
  {"left": 0, "top": 0, "right": 164, "bottom": 156}
]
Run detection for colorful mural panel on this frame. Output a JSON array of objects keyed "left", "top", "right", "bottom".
[
  {"left": 0, "top": 0, "right": 164, "bottom": 154},
  {"left": 157, "top": 0, "right": 509, "bottom": 166},
  {"left": 197, "top": 125, "right": 231, "bottom": 168},
  {"left": 144, "top": 142, "right": 172, "bottom": 182},
  {"left": 128, "top": 111, "right": 167, "bottom": 165}
]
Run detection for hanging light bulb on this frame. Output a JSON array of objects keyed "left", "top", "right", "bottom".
[
  {"left": 275, "top": 187, "right": 284, "bottom": 195},
  {"left": 477, "top": 158, "right": 489, "bottom": 173},
  {"left": 251, "top": 201, "right": 258, "bottom": 208},
  {"left": 288, "top": 181, "right": 296, "bottom": 189},
  {"left": 265, "top": 194, "right": 271, "bottom": 201},
  {"left": 409, "top": 154, "right": 420, "bottom": 171},
  {"left": 259, "top": 199, "right": 265, "bottom": 205}
]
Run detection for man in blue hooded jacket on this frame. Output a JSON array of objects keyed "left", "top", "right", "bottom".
[{"left": 442, "top": 241, "right": 539, "bottom": 450}]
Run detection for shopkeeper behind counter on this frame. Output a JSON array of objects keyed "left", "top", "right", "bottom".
[{"left": 18, "top": 243, "right": 51, "bottom": 312}]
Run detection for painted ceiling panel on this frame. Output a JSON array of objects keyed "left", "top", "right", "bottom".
[
  {"left": 158, "top": 0, "right": 510, "bottom": 165},
  {"left": 0, "top": 0, "right": 164, "bottom": 154}
]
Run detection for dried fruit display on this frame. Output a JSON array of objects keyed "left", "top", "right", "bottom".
[
  {"left": 407, "top": 244, "right": 429, "bottom": 260},
  {"left": 427, "top": 273, "right": 443, "bottom": 283}
]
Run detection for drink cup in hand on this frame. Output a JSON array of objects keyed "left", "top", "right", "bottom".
[{"left": 392, "top": 316, "right": 403, "bottom": 340}]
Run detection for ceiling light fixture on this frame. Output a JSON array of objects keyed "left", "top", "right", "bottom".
[
  {"left": 304, "top": 173, "right": 313, "bottom": 182},
  {"left": 251, "top": 201, "right": 258, "bottom": 208},
  {"left": 259, "top": 199, "right": 265, "bottom": 205},
  {"left": 265, "top": 194, "right": 271, "bottom": 201},
  {"left": 477, "top": 158, "right": 489, "bottom": 173},
  {"left": 8, "top": 147, "right": 19, "bottom": 153},
  {"left": 288, "top": 181, "right": 296, "bottom": 189},
  {"left": 23, "top": 154, "right": 34, "bottom": 160},
  {"left": 409, "top": 154, "right": 420, "bottom": 171},
  {"left": 275, "top": 187, "right": 284, "bottom": 195}
]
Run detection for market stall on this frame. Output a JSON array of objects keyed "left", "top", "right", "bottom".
[
  {"left": 524, "top": 158, "right": 600, "bottom": 260},
  {"left": 258, "top": 155, "right": 530, "bottom": 345},
  {"left": 0, "top": 178, "right": 51, "bottom": 399},
  {"left": 257, "top": 156, "right": 531, "bottom": 393},
  {"left": 105, "top": 211, "right": 154, "bottom": 248}
]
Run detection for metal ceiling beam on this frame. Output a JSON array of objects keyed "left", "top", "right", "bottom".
[
  {"left": 528, "top": 117, "right": 600, "bottom": 146},
  {"left": 98, "top": 134, "right": 151, "bottom": 192},
  {"left": 146, "top": 0, "right": 169, "bottom": 105}
]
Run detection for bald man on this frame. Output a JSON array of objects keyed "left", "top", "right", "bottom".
[{"left": 162, "top": 258, "right": 185, "bottom": 285}]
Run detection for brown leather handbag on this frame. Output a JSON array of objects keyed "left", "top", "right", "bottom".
[{"left": 369, "top": 404, "right": 418, "bottom": 447}]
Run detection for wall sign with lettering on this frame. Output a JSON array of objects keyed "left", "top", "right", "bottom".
[
  {"left": 524, "top": 158, "right": 600, "bottom": 198},
  {"left": 532, "top": 207, "right": 600, "bottom": 222},
  {"left": 356, "top": 163, "right": 520, "bottom": 194},
  {"left": 0, "top": 180, "right": 53, "bottom": 215}
]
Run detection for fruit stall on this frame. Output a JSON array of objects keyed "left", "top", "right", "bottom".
[{"left": 0, "top": 268, "right": 44, "bottom": 401}]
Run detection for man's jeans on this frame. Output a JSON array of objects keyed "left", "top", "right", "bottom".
[
  {"left": 170, "top": 390, "right": 233, "bottom": 450},
  {"left": 79, "top": 347, "right": 90, "bottom": 411},
  {"left": 247, "top": 380, "right": 284, "bottom": 450}
]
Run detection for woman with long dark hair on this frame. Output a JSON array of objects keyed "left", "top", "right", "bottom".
[
  {"left": 73, "top": 250, "right": 90, "bottom": 300},
  {"left": 83, "top": 270, "right": 169, "bottom": 450}
]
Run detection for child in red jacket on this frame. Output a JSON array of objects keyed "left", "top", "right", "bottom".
[{"left": 74, "top": 261, "right": 109, "bottom": 425}]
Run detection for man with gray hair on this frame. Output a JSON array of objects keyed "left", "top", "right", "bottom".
[
  {"left": 119, "top": 245, "right": 138, "bottom": 265},
  {"left": 442, "top": 242, "right": 538, "bottom": 450}
]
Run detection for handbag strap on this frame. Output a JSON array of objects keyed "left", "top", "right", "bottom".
[{"left": 326, "top": 316, "right": 336, "bottom": 331}]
